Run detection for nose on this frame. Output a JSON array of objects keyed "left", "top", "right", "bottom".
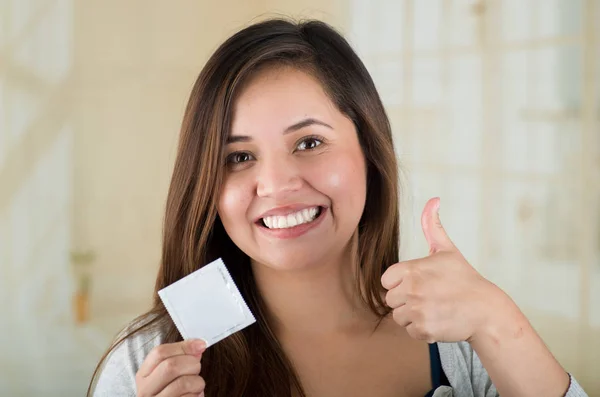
[{"left": 256, "top": 156, "right": 303, "bottom": 199}]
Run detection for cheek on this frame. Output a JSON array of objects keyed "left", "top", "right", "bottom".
[
  {"left": 315, "top": 155, "right": 367, "bottom": 211},
  {"left": 218, "top": 180, "right": 253, "bottom": 227},
  {"left": 327, "top": 172, "right": 342, "bottom": 189}
]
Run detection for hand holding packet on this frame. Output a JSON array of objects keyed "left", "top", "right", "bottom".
[{"left": 158, "top": 258, "right": 256, "bottom": 347}]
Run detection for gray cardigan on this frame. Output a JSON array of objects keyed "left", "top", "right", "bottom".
[{"left": 92, "top": 330, "right": 588, "bottom": 397}]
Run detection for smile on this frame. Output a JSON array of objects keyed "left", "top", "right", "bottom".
[{"left": 261, "top": 206, "right": 323, "bottom": 229}]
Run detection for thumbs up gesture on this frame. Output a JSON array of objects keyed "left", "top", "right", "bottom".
[{"left": 381, "top": 197, "right": 507, "bottom": 343}]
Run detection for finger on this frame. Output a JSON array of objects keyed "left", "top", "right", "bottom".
[
  {"left": 421, "top": 197, "right": 455, "bottom": 254},
  {"left": 385, "top": 286, "right": 407, "bottom": 309},
  {"left": 143, "top": 355, "right": 202, "bottom": 396},
  {"left": 156, "top": 375, "right": 205, "bottom": 397},
  {"left": 381, "top": 262, "right": 408, "bottom": 290},
  {"left": 382, "top": 258, "right": 424, "bottom": 290},
  {"left": 392, "top": 305, "right": 411, "bottom": 327},
  {"left": 138, "top": 339, "right": 206, "bottom": 378}
]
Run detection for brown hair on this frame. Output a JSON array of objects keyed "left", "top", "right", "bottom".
[{"left": 88, "top": 18, "right": 399, "bottom": 397}]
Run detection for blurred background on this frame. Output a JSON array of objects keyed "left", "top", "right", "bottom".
[{"left": 0, "top": 0, "right": 598, "bottom": 395}]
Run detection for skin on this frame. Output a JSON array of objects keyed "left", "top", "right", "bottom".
[
  {"left": 382, "top": 198, "right": 571, "bottom": 396},
  {"left": 135, "top": 66, "right": 571, "bottom": 397},
  {"left": 219, "top": 66, "right": 432, "bottom": 396},
  {"left": 135, "top": 339, "right": 207, "bottom": 397},
  {"left": 219, "top": 65, "right": 372, "bottom": 336}
]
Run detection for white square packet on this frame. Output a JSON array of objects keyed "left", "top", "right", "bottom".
[{"left": 158, "top": 258, "right": 256, "bottom": 347}]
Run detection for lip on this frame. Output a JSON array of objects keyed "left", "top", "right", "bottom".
[
  {"left": 254, "top": 204, "right": 324, "bottom": 223},
  {"left": 256, "top": 206, "right": 328, "bottom": 239}
]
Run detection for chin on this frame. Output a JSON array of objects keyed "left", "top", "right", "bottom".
[
  {"left": 265, "top": 257, "right": 321, "bottom": 272},
  {"left": 251, "top": 242, "right": 348, "bottom": 274},
  {"left": 250, "top": 250, "right": 324, "bottom": 272}
]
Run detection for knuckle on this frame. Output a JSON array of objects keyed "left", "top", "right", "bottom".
[
  {"left": 413, "top": 320, "right": 434, "bottom": 341},
  {"left": 405, "top": 268, "right": 422, "bottom": 287},
  {"left": 414, "top": 325, "right": 430, "bottom": 341},
  {"left": 162, "top": 358, "right": 178, "bottom": 377},
  {"left": 406, "top": 261, "right": 420, "bottom": 275},
  {"left": 174, "top": 375, "right": 205, "bottom": 394},
  {"left": 407, "top": 325, "right": 420, "bottom": 340},
  {"left": 406, "top": 284, "right": 420, "bottom": 299},
  {"left": 151, "top": 345, "right": 168, "bottom": 362},
  {"left": 175, "top": 376, "right": 192, "bottom": 393}
]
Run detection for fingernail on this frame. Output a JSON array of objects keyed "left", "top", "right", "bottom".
[{"left": 192, "top": 340, "right": 207, "bottom": 354}]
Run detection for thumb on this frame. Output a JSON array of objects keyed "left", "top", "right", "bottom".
[{"left": 421, "top": 197, "right": 455, "bottom": 254}]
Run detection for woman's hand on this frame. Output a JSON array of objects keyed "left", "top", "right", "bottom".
[
  {"left": 381, "top": 197, "right": 511, "bottom": 343},
  {"left": 382, "top": 197, "right": 576, "bottom": 396},
  {"left": 136, "top": 339, "right": 207, "bottom": 397}
]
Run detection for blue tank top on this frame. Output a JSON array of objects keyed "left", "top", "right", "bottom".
[{"left": 424, "top": 343, "right": 450, "bottom": 397}]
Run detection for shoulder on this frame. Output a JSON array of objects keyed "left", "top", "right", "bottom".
[
  {"left": 437, "top": 341, "right": 498, "bottom": 397},
  {"left": 91, "top": 321, "right": 166, "bottom": 397}
]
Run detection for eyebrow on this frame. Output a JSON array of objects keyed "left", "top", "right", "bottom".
[{"left": 226, "top": 117, "right": 333, "bottom": 144}]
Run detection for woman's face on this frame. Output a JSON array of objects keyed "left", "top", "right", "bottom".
[{"left": 217, "top": 66, "right": 367, "bottom": 271}]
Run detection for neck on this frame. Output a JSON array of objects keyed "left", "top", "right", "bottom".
[{"left": 251, "top": 248, "right": 379, "bottom": 339}]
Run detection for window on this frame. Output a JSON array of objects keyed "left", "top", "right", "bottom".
[{"left": 349, "top": 0, "right": 599, "bottom": 390}]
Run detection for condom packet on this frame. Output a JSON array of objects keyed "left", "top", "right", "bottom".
[{"left": 158, "top": 258, "right": 256, "bottom": 347}]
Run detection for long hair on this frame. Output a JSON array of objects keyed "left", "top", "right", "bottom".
[{"left": 88, "top": 18, "right": 399, "bottom": 397}]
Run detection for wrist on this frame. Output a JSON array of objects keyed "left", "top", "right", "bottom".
[{"left": 469, "top": 282, "right": 527, "bottom": 345}]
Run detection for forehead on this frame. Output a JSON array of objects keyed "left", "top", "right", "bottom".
[{"left": 230, "top": 66, "right": 338, "bottom": 134}]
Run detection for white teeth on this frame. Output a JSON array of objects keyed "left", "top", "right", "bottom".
[
  {"left": 263, "top": 217, "right": 272, "bottom": 228},
  {"left": 287, "top": 213, "right": 296, "bottom": 225},
  {"left": 277, "top": 217, "right": 286, "bottom": 229},
  {"left": 262, "top": 207, "right": 321, "bottom": 229}
]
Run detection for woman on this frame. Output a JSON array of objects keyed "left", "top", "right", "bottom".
[{"left": 89, "top": 19, "right": 588, "bottom": 397}]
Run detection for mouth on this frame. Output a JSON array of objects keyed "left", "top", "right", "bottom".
[{"left": 258, "top": 206, "right": 324, "bottom": 230}]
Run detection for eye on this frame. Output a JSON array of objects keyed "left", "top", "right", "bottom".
[
  {"left": 226, "top": 151, "right": 255, "bottom": 165},
  {"left": 296, "top": 136, "right": 323, "bottom": 151}
]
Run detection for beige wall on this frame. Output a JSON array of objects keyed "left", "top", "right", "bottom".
[{"left": 261, "top": 0, "right": 348, "bottom": 27}]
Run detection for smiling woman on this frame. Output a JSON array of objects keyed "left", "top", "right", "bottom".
[
  {"left": 88, "top": 18, "right": 588, "bottom": 397},
  {"left": 219, "top": 66, "right": 368, "bottom": 270}
]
